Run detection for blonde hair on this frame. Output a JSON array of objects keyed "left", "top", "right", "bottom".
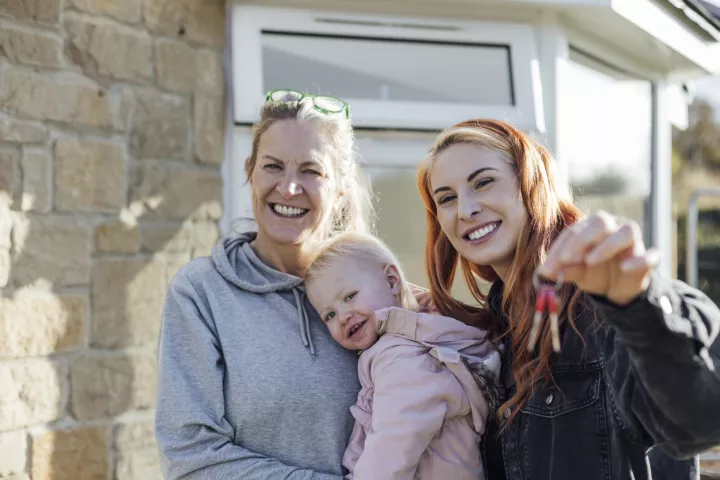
[
  {"left": 304, "top": 232, "right": 418, "bottom": 311},
  {"left": 245, "top": 98, "right": 375, "bottom": 239}
]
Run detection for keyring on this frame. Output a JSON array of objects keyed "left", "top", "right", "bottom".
[
  {"left": 531, "top": 271, "right": 564, "bottom": 292},
  {"left": 528, "top": 271, "right": 564, "bottom": 353}
]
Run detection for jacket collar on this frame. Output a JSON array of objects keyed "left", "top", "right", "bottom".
[{"left": 487, "top": 280, "right": 505, "bottom": 318}]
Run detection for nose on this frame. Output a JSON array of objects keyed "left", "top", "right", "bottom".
[
  {"left": 339, "top": 308, "right": 353, "bottom": 325},
  {"left": 276, "top": 171, "right": 303, "bottom": 199},
  {"left": 458, "top": 192, "right": 482, "bottom": 221}
]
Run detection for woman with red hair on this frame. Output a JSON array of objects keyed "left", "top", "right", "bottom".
[{"left": 417, "top": 119, "right": 720, "bottom": 480}]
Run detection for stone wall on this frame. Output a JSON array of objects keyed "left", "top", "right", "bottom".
[{"left": 0, "top": 0, "right": 226, "bottom": 478}]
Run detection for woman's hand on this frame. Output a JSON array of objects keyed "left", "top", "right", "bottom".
[
  {"left": 538, "top": 211, "right": 661, "bottom": 306},
  {"left": 409, "top": 283, "right": 439, "bottom": 314}
]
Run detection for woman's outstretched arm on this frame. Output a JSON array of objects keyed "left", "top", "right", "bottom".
[{"left": 541, "top": 211, "right": 720, "bottom": 458}]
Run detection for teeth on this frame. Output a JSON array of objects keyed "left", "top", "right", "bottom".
[
  {"left": 349, "top": 322, "right": 364, "bottom": 337},
  {"left": 273, "top": 204, "right": 307, "bottom": 217},
  {"left": 468, "top": 223, "right": 498, "bottom": 241}
]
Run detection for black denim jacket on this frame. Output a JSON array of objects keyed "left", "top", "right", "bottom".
[{"left": 483, "top": 272, "right": 720, "bottom": 480}]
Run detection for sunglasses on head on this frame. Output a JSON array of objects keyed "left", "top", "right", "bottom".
[{"left": 265, "top": 89, "right": 350, "bottom": 119}]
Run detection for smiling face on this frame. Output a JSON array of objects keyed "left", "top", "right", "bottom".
[
  {"left": 306, "top": 256, "right": 402, "bottom": 351},
  {"left": 429, "top": 143, "right": 528, "bottom": 278},
  {"left": 250, "top": 120, "right": 340, "bottom": 248}
]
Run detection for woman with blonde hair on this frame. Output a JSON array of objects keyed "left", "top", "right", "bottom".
[
  {"left": 155, "top": 90, "right": 374, "bottom": 479},
  {"left": 417, "top": 118, "right": 720, "bottom": 479}
]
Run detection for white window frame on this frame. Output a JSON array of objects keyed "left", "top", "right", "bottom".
[{"left": 231, "top": 5, "right": 544, "bottom": 131}]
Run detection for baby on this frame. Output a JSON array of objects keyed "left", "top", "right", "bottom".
[{"left": 304, "top": 232, "right": 501, "bottom": 480}]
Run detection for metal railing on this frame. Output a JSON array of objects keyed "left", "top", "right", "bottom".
[{"left": 685, "top": 188, "right": 720, "bottom": 288}]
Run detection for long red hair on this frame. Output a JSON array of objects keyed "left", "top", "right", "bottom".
[{"left": 417, "top": 119, "right": 584, "bottom": 423}]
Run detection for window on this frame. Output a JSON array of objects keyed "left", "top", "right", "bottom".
[
  {"left": 558, "top": 48, "right": 653, "bottom": 240},
  {"left": 262, "top": 32, "right": 514, "bottom": 105},
  {"left": 232, "top": 5, "right": 543, "bottom": 130}
]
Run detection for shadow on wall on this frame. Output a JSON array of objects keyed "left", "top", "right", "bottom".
[{"left": 1, "top": 147, "right": 222, "bottom": 479}]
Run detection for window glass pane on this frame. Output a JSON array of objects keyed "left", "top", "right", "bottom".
[
  {"left": 559, "top": 51, "right": 653, "bottom": 239},
  {"left": 262, "top": 32, "right": 513, "bottom": 105},
  {"left": 362, "top": 166, "right": 483, "bottom": 305}
]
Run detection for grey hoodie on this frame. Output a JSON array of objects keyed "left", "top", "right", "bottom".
[{"left": 155, "top": 232, "right": 360, "bottom": 480}]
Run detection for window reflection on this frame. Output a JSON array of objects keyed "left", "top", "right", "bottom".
[{"left": 560, "top": 49, "right": 653, "bottom": 241}]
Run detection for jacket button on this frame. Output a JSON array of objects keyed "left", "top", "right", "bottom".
[
  {"left": 545, "top": 394, "right": 554, "bottom": 405},
  {"left": 504, "top": 408, "right": 512, "bottom": 419}
]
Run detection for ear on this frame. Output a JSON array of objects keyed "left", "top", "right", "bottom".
[{"left": 383, "top": 264, "right": 401, "bottom": 295}]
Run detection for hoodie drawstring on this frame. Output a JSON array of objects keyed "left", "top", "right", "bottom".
[{"left": 292, "top": 288, "right": 316, "bottom": 359}]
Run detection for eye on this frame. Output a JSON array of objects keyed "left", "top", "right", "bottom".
[
  {"left": 325, "top": 311, "right": 336, "bottom": 322},
  {"left": 474, "top": 178, "right": 494, "bottom": 189},
  {"left": 437, "top": 193, "right": 457, "bottom": 205},
  {"left": 303, "top": 168, "right": 322, "bottom": 176},
  {"left": 344, "top": 292, "right": 357, "bottom": 302},
  {"left": 263, "top": 163, "right": 282, "bottom": 171}
]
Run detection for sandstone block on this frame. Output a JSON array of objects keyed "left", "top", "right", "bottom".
[
  {"left": 0, "top": 146, "right": 20, "bottom": 206},
  {"left": 142, "top": 221, "right": 217, "bottom": 256},
  {"left": 0, "top": 22, "right": 63, "bottom": 68},
  {"left": 96, "top": 221, "right": 140, "bottom": 253},
  {"left": 140, "top": 222, "right": 193, "bottom": 253},
  {"left": 70, "top": 353, "right": 156, "bottom": 420},
  {"left": 129, "top": 90, "right": 190, "bottom": 160},
  {"left": 11, "top": 215, "right": 92, "bottom": 287},
  {"left": 160, "top": 252, "right": 191, "bottom": 286},
  {"left": 130, "top": 165, "right": 222, "bottom": 220},
  {"left": 0, "top": 430, "right": 27, "bottom": 477},
  {"left": 68, "top": 0, "right": 142, "bottom": 23},
  {"left": 114, "top": 420, "right": 161, "bottom": 480},
  {"left": 144, "top": 0, "right": 224, "bottom": 48},
  {"left": 194, "top": 91, "right": 225, "bottom": 166},
  {"left": 193, "top": 221, "right": 219, "bottom": 257},
  {"left": 1, "top": 205, "right": 12, "bottom": 249},
  {"left": 91, "top": 257, "right": 164, "bottom": 348},
  {"left": 0, "top": 248, "right": 9, "bottom": 288},
  {"left": 195, "top": 49, "right": 223, "bottom": 92},
  {"left": 0, "top": 115, "right": 48, "bottom": 145},
  {"left": 0, "top": 360, "right": 66, "bottom": 431},
  {"left": 0, "top": 205, "right": 11, "bottom": 287},
  {"left": 55, "top": 138, "right": 126, "bottom": 213},
  {"left": 31, "top": 426, "right": 108, "bottom": 480},
  {"left": 109, "top": 86, "right": 135, "bottom": 133},
  {"left": 0, "top": 0, "right": 62, "bottom": 26},
  {"left": 21, "top": 149, "right": 52, "bottom": 213},
  {"left": 0, "top": 65, "right": 114, "bottom": 128},
  {"left": 65, "top": 14, "right": 153, "bottom": 82},
  {"left": 0, "top": 290, "right": 86, "bottom": 357},
  {"left": 155, "top": 38, "right": 195, "bottom": 93}
]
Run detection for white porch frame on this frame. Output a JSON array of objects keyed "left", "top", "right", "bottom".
[{"left": 230, "top": 5, "right": 545, "bottom": 131}]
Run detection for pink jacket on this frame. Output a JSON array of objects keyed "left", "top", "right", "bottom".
[{"left": 343, "top": 307, "right": 501, "bottom": 480}]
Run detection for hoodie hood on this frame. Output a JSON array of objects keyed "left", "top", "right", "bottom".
[{"left": 211, "top": 232, "right": 317, "bottom": 357}]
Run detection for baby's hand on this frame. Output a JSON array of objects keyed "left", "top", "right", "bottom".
[{"left": 408, "top": 283, "right": 439, "bottom": 314}]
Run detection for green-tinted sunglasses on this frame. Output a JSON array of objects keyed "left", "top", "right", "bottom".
[{"left": 265, "top": 89, "right": 350, "bottom": 119}]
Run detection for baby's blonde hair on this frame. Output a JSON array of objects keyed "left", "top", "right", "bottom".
[{"left": 304, "top": 232, "right": 418, "bottom": 311}]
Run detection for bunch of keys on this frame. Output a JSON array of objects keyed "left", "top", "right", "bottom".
[{"left": 528, "top": 272, "right": 563, "bottom": 353}]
